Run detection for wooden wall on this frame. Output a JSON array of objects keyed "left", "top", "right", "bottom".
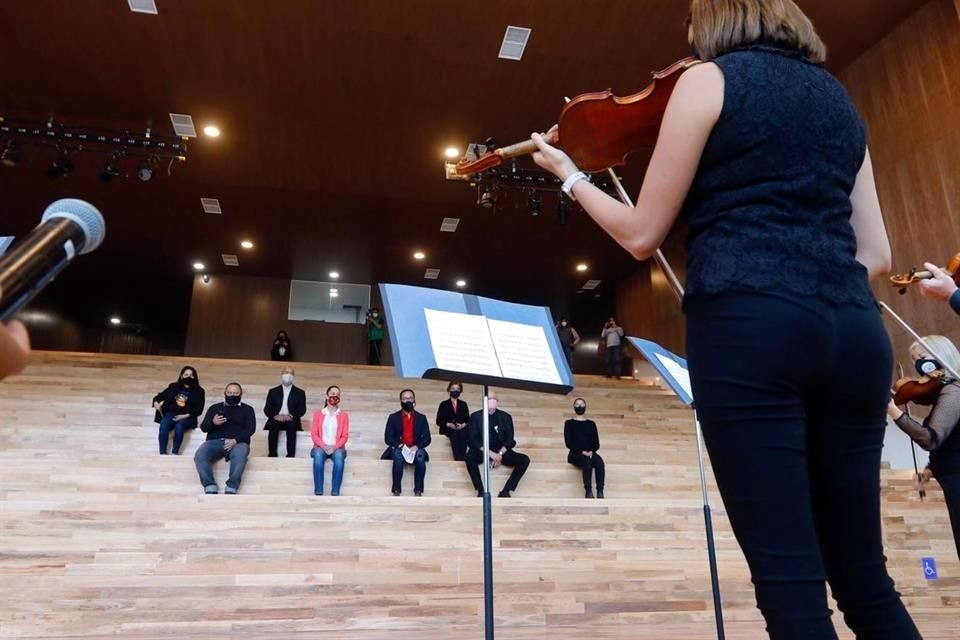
[
  {"left": 841, "top": 0, "right": 960, "bottom": 361},
  {"left": 185, "top": 274, "right": 372, "bottom": 364}
]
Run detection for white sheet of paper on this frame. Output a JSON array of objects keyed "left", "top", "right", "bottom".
[
  {"left": 654, "top": 353, "right": 694, "bottom": 401},
  {"left": 487, "top": 318, "right": 562, "bottom": 385},
  {"left": 424, "top": 308, "right": 502, "bottom": 377}
]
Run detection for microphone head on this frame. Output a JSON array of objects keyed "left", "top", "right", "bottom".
[{"left": 41, "top": 199, "right": 106, "bottom": 255}]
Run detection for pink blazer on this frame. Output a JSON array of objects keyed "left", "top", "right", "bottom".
[{"left": 310, "top": 409, "right": 349, "bottom": 450}]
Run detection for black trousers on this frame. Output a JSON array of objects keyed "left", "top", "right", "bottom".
[
  {"left": 569, "top": 452, "right": 605, "bottom": 492},
  {"left": 266, "top": 424, "right": 298, "bottom": 457},
  {"left": 686, "top": 291, "right": 920, "bottom": 640},
  {"left": 445, "top": 427, "right": 469, "bottom": 461},
  {"left": 368, "top": 339, "right": 382, "bottom": 365},
  {"left": 936, "top": 470, "right": 960, "bottom": 561},
  {"left": 465, "top": 448, "right": 529, "bottom": 494}
]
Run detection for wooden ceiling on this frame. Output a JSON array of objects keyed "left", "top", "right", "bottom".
[{"left": 0, "top": 0, "right": 929, "bottom": 330}]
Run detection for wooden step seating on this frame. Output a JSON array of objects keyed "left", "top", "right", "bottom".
[{"left": 0, "top": 352, "right": 956, "bottom": 639}]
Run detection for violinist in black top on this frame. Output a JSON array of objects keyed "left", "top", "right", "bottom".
[
  {"left": 436, "top": 381, "right": 470, "bottom": 461},
  {"left": 887, "top": 335, "right": 960, "bottom": 560},
  {"left": 564, "top": 398, "right": 604, "bottom": 499},
  {"left": 152, "top": 366, "right": 206, "bottom": 455}
]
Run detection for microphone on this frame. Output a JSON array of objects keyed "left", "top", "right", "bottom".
[{"left": 0, "top": 199, "right": 106, "bottom": 322}]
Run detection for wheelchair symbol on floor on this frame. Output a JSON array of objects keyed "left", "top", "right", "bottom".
[{"left": 921, "top": 557, "right": 938, "bottom": 580}]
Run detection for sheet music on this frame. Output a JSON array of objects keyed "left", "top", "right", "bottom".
[
  {"left": 654, "top": 353, "right": 694, "bottom": 401},
  {"left": 423, "top": 308, "right": 502, "bottom": 377},
  {"left": 487, "top": 318, "right": 562, "bottom": 385}
]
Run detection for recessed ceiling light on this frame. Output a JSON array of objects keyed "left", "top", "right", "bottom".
[
  {"left": 329, "top": 291, "right": 339, "bottom": 298},
  {"left": 444, "top": 147, "right": 460, "bottom": 159},
  {"left": 413, "top": 251, "right": 426, "bottom": 260},
  {"left": 193, "top": 262, "right": 205, "bottom": 271},
  {"left": 203, "top": 125, "right": 221, "bottom": 138},
  {"left": 110, "top": 317, "right": 122, "bottom": 325},
  {"left": 240, "top": 240, "right": 254, "bottom": 249},
  {"left": 456, "top": 279, "right": 467, "bottom": 288},
  {"left": 576, "top": 263, "right": 589, "bottom": 272},
  {"left": 329, "top": 271, "right": 340, "bottom": 279}
]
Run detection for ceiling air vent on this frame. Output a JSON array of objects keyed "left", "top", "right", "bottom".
[
  {"left": 582, "top": 279, "right": 602, "bottom": 290},
  {"left": 200, "top": 198, "right": 222, "bottom": 214},
  {"left": 424, "top": 268, "right": 440, "bottom": 280},
  {"left": 128, "top": 0, "right": 158, "bottom": 14},
  {"left": 440, "top": 217, "right": 460, "bottom": 233},
  {"left": 169, "top": 113, "right": 197, "bottom": 138},
  {"left": 222, "top": 254, "right": 239, "bottom": 267},
  {"left": 498, "top": 26, "right": 532, "bottom": 61}
]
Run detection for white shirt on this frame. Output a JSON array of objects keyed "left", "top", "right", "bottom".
[
  {"left": 279, "top": 384, "right": 293, "bottom": 416},
  {"left": 322, "top": 406, "right": 339, "bottom": 445}
]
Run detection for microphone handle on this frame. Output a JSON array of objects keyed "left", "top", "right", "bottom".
[{"left": 0, "top": 218, "right": 85, "bottom": 322}]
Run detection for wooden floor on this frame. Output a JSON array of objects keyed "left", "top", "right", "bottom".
[{"left": 0, "top": 352, "right": 957, "bottom": 639}]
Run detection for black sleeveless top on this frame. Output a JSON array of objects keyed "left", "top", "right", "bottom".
[{"left": 681, "top": 44, "right": 875, "bottom": 309}]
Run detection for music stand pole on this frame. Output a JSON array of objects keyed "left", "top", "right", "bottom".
[
  {"left": 607, "top": 168, "right": 725, "bottom": 640},
  {"left": 482, "top": 385, "right": 495, "bottom": 640}
]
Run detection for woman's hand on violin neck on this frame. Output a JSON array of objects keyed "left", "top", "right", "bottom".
[{"left": 531, "top": 125, "right": 578, "bottom": 180}]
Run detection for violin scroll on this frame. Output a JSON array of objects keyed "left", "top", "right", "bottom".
[{"left": 889, "top": 252, "right": 960, "bottom": 294}]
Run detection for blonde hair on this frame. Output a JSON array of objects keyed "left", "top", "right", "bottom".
[
  {"left": 688, "top": 0, "right": 827, "bottom": 63},
  {"left": 910, "top": 335, "right": 960, "bottom": 375}
]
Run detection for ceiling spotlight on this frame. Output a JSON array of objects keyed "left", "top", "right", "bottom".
[
  {"left": 109, "top": 317, "right": 122, "bottom": 325},
  {"left": 413, "top": 251, "right": 426, "bottom": 260},
  {"left": 201, "top": 274, "right": 211, "bottom": 284},
  {"left": 100, "top": 151, "right": 123, "bottom": 182},
  {"left": 240, "top": 240, "right": 254, "bottom": 249},
  {"left": 456, "top": 279, "right": 467, "bottom": 288},
  {"left": 203, "top": 125, "right": 221, "bottom": 138},
  {"left": 557, "top": 193, "right": 570, "bottom": 225},
  {"left": 528, "top": 191, "right": 542, "bottom": 217},
  {"left": 193, "top": 262, "right": 205, "bottom": 271},
  {"left": 329, "top": 271, "right": 340, "bottom": 279},
  {"left": 1, "top": 140, "right": 20, "bottom": 167},
  {"left": 47, "top": 152, "right": 74, "bottom": 179},
  {"left": 478, "top": 188, "right": 496, "bottom": 209},
  {"left": 444, "top": 146, "right": 460, "bottom": 159},
  {"left": 576, "top": 263, "right": 588, "bottom": 272}
]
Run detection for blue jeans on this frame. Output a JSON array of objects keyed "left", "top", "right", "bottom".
[
  {"left": 686, "top": 292, "right": 920, "bottom": 640},
  {"left": 392, "top": 447, "right": 426, "bottom": 494},
  {"left": 158, "top": 413, "right": 191, "bottom": 454},
  {"left": 312, "top": 447, "right": 346, "bottom": 495},
  {"left": 193, "top": 439, "right": 250, "bottom": 493}
]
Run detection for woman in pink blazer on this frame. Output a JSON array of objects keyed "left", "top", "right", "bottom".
[{"left": 311, "top": 385, "right": 349, "bottom": 496}]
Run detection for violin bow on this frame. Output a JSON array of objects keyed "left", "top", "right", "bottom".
[{"left": 896, "top": 362, "right": 926, "bottom": 501}]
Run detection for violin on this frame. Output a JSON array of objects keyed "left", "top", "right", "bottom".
[
  {"left": 889, "top": 252, "right": 960, "bottom": 294},
  {"left": 455, "top": 57, "right": 701, "bottom": 176},
  {"left": 891, "top": 371, "right": 948, "bottom": 406}
]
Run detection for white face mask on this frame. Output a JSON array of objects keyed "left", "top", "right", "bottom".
[{"left": 281, "top": 374, "right": 294, "bottom": 385}]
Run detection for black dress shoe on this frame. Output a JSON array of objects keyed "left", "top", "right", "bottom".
[
  {"left": 477, "top": 490, "right": 484, "bottom": 498},
  {"left": 497, "top": 490, "right": 511, "bottom": 498},
  {"left": 392, "top": 490, "right": 401, "bottom": 496},
  {"left": 597, "top": 490, "right": 604, "bottom": 499},
  {"left": 414, "top": 490, "right": 423, "bottom": 497},
  {"left": 585, "top": 490, "right": 595, "bottom": 499}
]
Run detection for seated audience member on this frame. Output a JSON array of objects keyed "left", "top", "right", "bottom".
[
  {"left": 0, "top": 320, "right": 30, "bottom": 381},
  {"left": 564, "top": 397, "right": 605, "bottom": 498},
  {"left": 436, "top": 381, "right": 470, "bottom": 461},
  {"left": 263, "top": 366, "right": 307, "bottom": 457},
  {"left": 311, "top": 385, "right": 349, "bottom": 496},
  {"left": 465, "top": 390, "right": 530, "bottom": 498},
  {"left": 152, "top": 366, "right": 206, "bottom": 455},
  {"left": 383, "top": 389, "right": 431, "bottom": 496},
  {"left": 271, "top": 330, "right": 293, "bottom": 361},
  {"left": 194, "top": 383, "right": 256, "bottom": 494}
]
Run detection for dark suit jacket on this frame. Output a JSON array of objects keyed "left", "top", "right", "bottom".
[
  {"left": 263, "top": 384, "right": 307, "bottom": 431},
  {"left": 199, "top": 402, "right": 257, "bottom": 444},
  {"left": 436, "top": 398, "right": 470, "bottom": 436},
  {"left": 468, "top": 409, "right": 517, "bottom": 452},
  {"left": 152, "top": 382, "right": 205, "bottom": 428},
  {"left": 383, "top": 410, "right": 431, "bottom": 461}
]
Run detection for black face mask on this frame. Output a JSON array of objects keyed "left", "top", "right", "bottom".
[
  {"left": 401, "top": 400, "right": 415, "bottom": 412},
  {"left": 224, "top": 395, "right": 241, "bottom": 406},
  {"left": 574, "top": 406, "right": 586, "bottom": 415},
  {"left": 450, "top": 390, "right": 461, "bottom": 399},
  {"left": 916, "top": 358, "right": 942, "bottom": 376},
  {"left": 181, "top": 377, "right": 193, "bottom": 386}
]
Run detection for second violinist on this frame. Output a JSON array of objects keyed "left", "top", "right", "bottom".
[{"left": 887, "top": 335, "right": 960, "bottom": 561}]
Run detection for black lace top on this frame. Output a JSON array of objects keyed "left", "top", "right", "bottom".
[{"left": 682, "top": 44, "right": 875, "bottom": 309}]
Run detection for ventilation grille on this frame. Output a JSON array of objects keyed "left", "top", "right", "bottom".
[
  {"left": 424, "top": 268, "right": 440, "bottom": 280},
  {"left": 128, "top": 0, "right": 158, "bottom": 14},
  {"left": 498, "top": 26, "right": 532, "bottom": 61},
  {"left": 169, "top": 113, "right": 197, "bottom": 138},
  {"left": 222, "top": 254, "right": 239, "bottom": 267},
  {"left": 582, "top": 279, "right": 602, "bottom": 290},
  {"left": 440, "top": 217, "right": 460, "bottom": 232},
  {"left": 200, "top": 197, "right": 222, "bottom": 214}
]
